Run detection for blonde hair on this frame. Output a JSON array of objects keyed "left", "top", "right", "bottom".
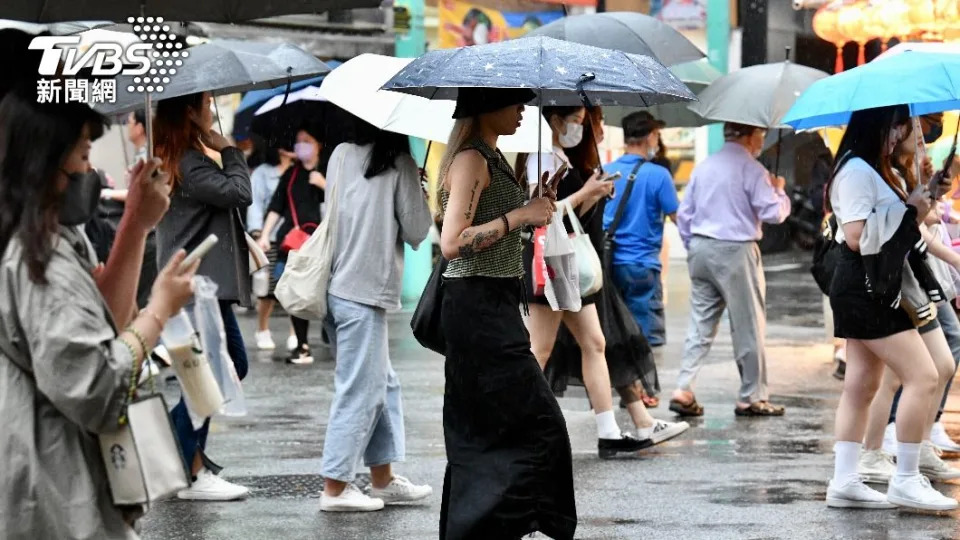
[{"left": 436, "top": 117, "right": 482, "bottom": 220}]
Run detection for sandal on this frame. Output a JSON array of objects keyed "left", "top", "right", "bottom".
[
  {"left": 734, "top": 401, "right": 785, "bottom": 417},
  {"left": 669, "top": 397, "right": 704, "bottom": 417}
]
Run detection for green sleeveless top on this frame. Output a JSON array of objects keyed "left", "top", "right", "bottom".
[{"left": 441, "top": 139, "right": 525, "bottom": 279}]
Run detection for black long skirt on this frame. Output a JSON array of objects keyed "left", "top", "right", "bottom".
[{"left": 439, "top": 277, "right": 577, "bottom": 540}]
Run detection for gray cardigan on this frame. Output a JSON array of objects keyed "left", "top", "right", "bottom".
[{"left": 156, "top": 147, "right": 252, "bottom": 306}]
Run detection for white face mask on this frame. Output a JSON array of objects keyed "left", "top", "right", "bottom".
[{"left": 558, "top": 122, "right": 583, "bottom": 148}]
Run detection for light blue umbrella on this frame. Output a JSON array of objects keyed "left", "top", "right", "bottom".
[{"left": 783, "top": 51, "right": 960, "bottom": 130}]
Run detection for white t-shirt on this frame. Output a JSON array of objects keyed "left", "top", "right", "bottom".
[
  {"left": 525, "top": 146, "right": 571, "bottom": 187},
  {"left": 830, "top": 157, "right": 904, "bottom": 244}
]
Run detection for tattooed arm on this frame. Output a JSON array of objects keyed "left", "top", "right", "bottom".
[{"left": 440, "top": 150, "right": 554, "bottom": 260}]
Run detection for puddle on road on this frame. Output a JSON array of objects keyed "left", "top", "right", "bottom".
[{"left": 700, "top": 480, "right": 825, "bottom": 506}]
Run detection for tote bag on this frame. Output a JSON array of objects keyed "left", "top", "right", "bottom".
[
  {"left": 561, "top": 200, "right": 603, "bottom": 297},
  {"left": 275, "top": 156, "right": 342, "bottom": 320},
  {"left": 543, "top": 208, "right": 581, "bottom": 312}
]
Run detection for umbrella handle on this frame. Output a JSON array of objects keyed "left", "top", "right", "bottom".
[{"left": 577, "top": 73, "right": 596, "bottom": 108}]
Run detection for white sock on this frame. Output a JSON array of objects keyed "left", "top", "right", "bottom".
[
  {"left": 896, "top": 441, "right": 922, "bottom": 478},
  {"left": 833, "top": 441, "right": 861, "bottom": 484},
  {"left": 595, "top": 410, "right": 621, "bottom": 439}
]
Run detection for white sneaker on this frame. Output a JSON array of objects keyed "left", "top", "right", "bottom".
[
  {"left": 826, "top": 475, "right": 896, "bottom": 509},
  {"left": 931, "top": 423, "right": 960, "bottom": 453},
  {"left": 858, "top": 449, "right": 896, "bottom": 484},
  {"left": 919, "top": 440, "right": 960, "bottom": 481},
  {"left": 320, "top": 483, "right": 384, "bottom": 512},
  {"left": 369, "top": 475, "right": 433, "bottom": 505},
  {"left": 287, "top": 334, "right": 298, "bottom": 351},
  {"left": 255, "top": 330, "right": 276, "bottom": 351},
  {"left": 887, "top": 474, "right": 959, "bottom": 511},
  {"left": 177, "top": 468, "right": 249, "bottom": 501},
  {"left": 882, "top": 422, "right": 897, "bottom": 457},
  {"left": 637, "top": 420, "right": 690, "bottom": 445}
]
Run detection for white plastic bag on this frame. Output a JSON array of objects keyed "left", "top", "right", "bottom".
[
  {"left": 562, "top": 200, "right": 603, "bottom": 297},
  {"left": 193, "top": 276, "right": 247, "bottom": 417},
  {"left": 543, "top": 208, "right": 582, "bottom": 312},
  {"left": 275, "top": 173, "right": 340, "bottom": 320}
]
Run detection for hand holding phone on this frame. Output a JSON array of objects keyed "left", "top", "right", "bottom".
[
  {"left": 180, "top": 234, "right": 218, "bottom": 271},
  {"left": 600, "top": 171, "right": 622, "bottom": 183}
]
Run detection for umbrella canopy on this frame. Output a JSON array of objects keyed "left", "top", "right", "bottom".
[
  {"left": 881, "top": 41, "right": 960, "bottom": 58},
  {"left": 381, "top": 36, "right": 696, "bottom": 108},
  {"left": 525, "top": 11, "right": 704, "bottom": 67},
  {"left": 0, "top": 19, "right": 112, "bottom": 34},
  {"left": 309, "top": 53, "right": 550, "bottom": 153},
  {"left": 601, "top": 59, "right": 721, "bottom": 128},
  {"left": 783, "top": 52, "right": 960, "bottom": 130},
  {"left": 2, "top": 1, "right": 382, "bottom": 24},
  {"left": 689, "top": 60, "right": 828, "bottom": 129},
  {"left": 97, "top": 39, "right": 330, "bottom": 115}
]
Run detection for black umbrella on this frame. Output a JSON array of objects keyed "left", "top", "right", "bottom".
[
  {"left": 2, "top": 1, "right": 381, "bottom": 24},
  {"left": 525, "top": 11, "right": 704, "bottom": 68},
  {"left": 381, "top": 36, "right": 695, "bottom": 108}
]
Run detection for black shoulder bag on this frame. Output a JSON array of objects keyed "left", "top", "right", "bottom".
[{"left": 810, "top": 151, "right": 853, "bottom": 295}]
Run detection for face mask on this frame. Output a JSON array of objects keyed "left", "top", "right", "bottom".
[
  {"left": 59, "top": 170, "right": 102, "bottom": 226},
  {"left": 294, "top": 142, "right": 317, "bottom": 163},
  {"left": 924, "top": 123, "right": 944, "bottom": 144},
  {"left": 558, "top": 122, "right": 583, "bottom": 148},
  {"left": 646, "top": 147, "right": 658, "bottom": 160}
]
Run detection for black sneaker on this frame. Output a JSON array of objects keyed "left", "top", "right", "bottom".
[
  {"left": 287, "top": 346, "right": 314, "bottom": 365},
  {"left": 598, "top": 434, "right": 653, "bottom": 459}
]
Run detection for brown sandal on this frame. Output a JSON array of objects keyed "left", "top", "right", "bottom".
[
  {"left": 734, "top": 401, "right": 785, "bottom": 417},
  {"left": 669, "top": 397, "right": 704, "bottom": 417}
]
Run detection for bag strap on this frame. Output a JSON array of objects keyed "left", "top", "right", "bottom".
[
  {"left": 607, "top": 159, "right": 645, "bottom": 237},
  {"left": 561, "top": 199, "right": 586, "bottom": 236},
  {"left": 287, "top": 167, "right": 301, "bottom": 229}
]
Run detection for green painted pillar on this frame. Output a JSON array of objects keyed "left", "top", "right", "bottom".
[
  {"left": 706, "top": 0, "right": 730, "bottom": 154},
  {"left": 395, "top": 0, "right": 432, "bottom": 308}
]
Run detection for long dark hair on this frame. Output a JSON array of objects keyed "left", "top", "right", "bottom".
[
  {"left": 154, "top": 92, "right": 205, "bottom": 186},
  {"left": 828, "top": 105, "right": 911, "bottom": 210},
  {"left": 0, "top": 91, "right": 107, "bottom": 283},
  {"left": 352, "top": 118, "right": 411, "bottom": 179},
  {"left": 515, "top": 105, "right": 591, "bottom": 185}
]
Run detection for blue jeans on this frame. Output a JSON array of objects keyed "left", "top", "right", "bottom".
[
  {"left": 889, "top": 302, "right": 960, "bottom": 424},
  {"left": 612, "top": 264, "right": 666, "bottom": 346},
  {"left": 171, "top": 300, "right": 249, "bottom": 472},
  {"left": 321, "top": 294, "right": 405, "bottom": 482}
]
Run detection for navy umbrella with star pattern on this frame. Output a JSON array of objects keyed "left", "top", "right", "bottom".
[{"left": 380, "top": 36, "right": 696, "bottom": 109}]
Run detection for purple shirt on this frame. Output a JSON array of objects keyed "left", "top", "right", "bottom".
[{"left": 677, "top": 142, "right": 791, "bottom": 248}]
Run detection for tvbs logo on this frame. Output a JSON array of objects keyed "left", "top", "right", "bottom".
[{"left": 29, "top": 36, "right": 152, "bottom": 77}]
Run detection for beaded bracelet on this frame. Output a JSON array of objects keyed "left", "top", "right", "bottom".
[
  {"left": 117, "top": 337, "right": 141, "bottom": 426},
  {"left": 125, "top": 327, "right": 150, "bottom": 359}
]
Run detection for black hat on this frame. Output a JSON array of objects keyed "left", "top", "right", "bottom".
[
  {"left": 452, "top": 87, "right": 536, "bottom": 119},
  {"left": 622, "top": 110, "right": 666, "bottom": 140}
]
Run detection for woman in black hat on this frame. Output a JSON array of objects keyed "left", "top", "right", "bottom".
[{"left": 437, "top": 87, "right": 576, "bottom": 540}]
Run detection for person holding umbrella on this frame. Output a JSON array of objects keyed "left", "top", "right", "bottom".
[
  {"left": 154, "top": 91, "right": 252, "bottom": 502},
  {"left": 437, "top": 87, "right": 576, "bottom": 540},
  {"left": 671, "top": 122, "right": 791, "bottom": 418}
]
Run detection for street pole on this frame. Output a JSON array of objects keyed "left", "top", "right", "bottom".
[
  {"left": 706, "top": 0, "right": 730, "bottom": 154},
  {"left": 395, "top": 0, "right": 432, "bottom": 309}
]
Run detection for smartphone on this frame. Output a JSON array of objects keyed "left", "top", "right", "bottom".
[
  {"left": 600, "top": 171, "right": 622, "bottom": 183},
  {"left": 546, "top": 163, "right": 568, "bottom": 191},
  {"left": 180, "top": 234, "right": 218, "bottom": 271}
]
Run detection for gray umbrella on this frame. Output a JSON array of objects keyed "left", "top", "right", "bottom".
[
  {"left": 97, "top": 40, "right": 330, "bottom": 115},
  {"left": 688, "top": 60, "right": 829, "bottom": 129},
  {"left": 1, "top": 1, "right": 381, "bottom": 24},
  {"left": 381, "top": 36, "right": 696, "bottom": 108},
  {"left": 525, "top": 11, "right": 704, "bottom": 68}
]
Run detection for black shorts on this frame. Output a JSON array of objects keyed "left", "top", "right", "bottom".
[{"left": 829, "top": 244, "right": 915, "bottom": 340}]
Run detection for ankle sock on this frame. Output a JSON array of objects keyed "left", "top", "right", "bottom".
[
  {"left": 896, "top": 441, "right": 922, "bottom": 478},
  {"left": 833, "top": 441, "right": 861, "bottom": 484},
  {"left": 595, "top": 410, "right": 621, "bottom": 439}
]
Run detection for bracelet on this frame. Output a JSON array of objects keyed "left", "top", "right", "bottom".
[
  {"left": 117, "top": 337, "right": 141, "bottom": 426},
  {"left": 125, "top": 327, "right": 150, "bottom": 359},
  {"left": 500, "top": 214, "right": 510, "bottom": 236},
  {"left": 140, "top": 308, "right": 166, "bottom": 332}
]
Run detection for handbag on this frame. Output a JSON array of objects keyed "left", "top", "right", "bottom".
[
  {"left": 561, "top": 200, "right": 603, "bottom": 297},
  {"left": 543, "top": 208, "right": 582, "bottom": 312},
  {"left": 275, "top": 156, "right": 343, "bottom": 320},
  {"left": 280, "top": 167, "right": 318, "bottom": 253},
  {"left": 411, "top": 257, "right": 448, "bottom": 354},
  {"left": 98, "top": 358, "right": 190, "bottom": 505},
  {"left": 810, "top": 151, "right": 853, "bottom": 295},
  {"left": 245, "top": 231, "right": 269, "bottom": 273}
]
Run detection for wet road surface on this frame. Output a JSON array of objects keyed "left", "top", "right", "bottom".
[{"left": 140, "top": 251, "right": 960, "bottom": 539}]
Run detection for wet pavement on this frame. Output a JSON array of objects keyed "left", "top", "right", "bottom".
[{"left": 140, "top": 250, "right": 960, "bottom": 539}]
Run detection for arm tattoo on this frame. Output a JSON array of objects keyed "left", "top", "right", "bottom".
[
  {"left": 457, "top": 228, "right": 501, "bottom": 259},
  {"left": 464, "top": 178, "right": 480, "bottom": 220}
]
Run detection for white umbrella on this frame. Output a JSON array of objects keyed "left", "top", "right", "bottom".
[
  {"left": 282, "top": 53, "right": 551, "bottom": 153},
  {"left": 254, "top": 85, "right": 327, "bottom": 113}
]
